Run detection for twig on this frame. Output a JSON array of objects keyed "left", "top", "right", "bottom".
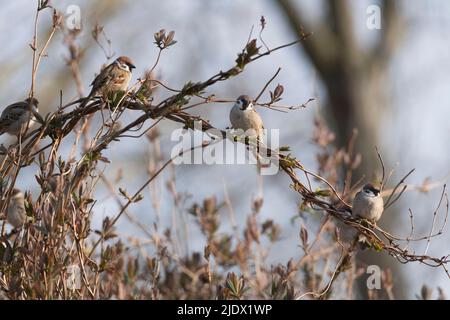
[
  {"left": 30, "top": 8, "right": 58, "bottom": 97},
  {"left": 424, "top": 185, "right": 447, "bottom": 255},
  {"left": 87, "top": 142, "right": 210, "bottom": 258},
  {"left": 376, "top": 146, "right": 386, "bottom": 191},
  {"left": 384, "top": 169, "right": 415, "bottom": 209},
  {"left": 254, "top": 67, "right": 282, "bottom": 102}
]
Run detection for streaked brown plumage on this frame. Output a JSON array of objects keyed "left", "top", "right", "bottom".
[
  {"left": 80, "top": 56, "right": 136, "bottom": 108},
  {"left": 0, "top": 98, "right": 39, "bottom": 136}
]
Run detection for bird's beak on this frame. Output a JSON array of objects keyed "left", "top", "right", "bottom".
[{"left": 129, "top": 63, "right": 136, "bottom": 70}]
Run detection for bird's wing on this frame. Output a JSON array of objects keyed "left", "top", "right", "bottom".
[
  {"left": 352, "top": 191, "right": 362, "bottom": 207},
  {"left": 89, "top": 63, "right": 114, "bottom": 95},
  {"left": 249, "top": 109, "right": 264, "bottom": 131},
  {"left": 108, "top": 67, "right": 129, "bottom": 87},
  {"left": 0, "top": 103, "right": 26, "bottom": 124}
]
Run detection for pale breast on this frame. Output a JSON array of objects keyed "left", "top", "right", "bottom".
[
  {"left": 230, "top": 106, "right": 264, "bottom": 138},
  {"left": 103, "top": 68, "right": 132, "bottom": 95},
  {"left": 7, "top": 200, "right": 26, "bottom": 228},
  {"left": 352, "top": 192, "right": 384, "bottom": 221}
]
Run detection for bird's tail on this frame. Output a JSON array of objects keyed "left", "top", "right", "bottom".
[
  {"left": 78, "top": 90, "right": 96, "bottom": 109},
  {"left": 78, "top": 97, "right": 90, "bottom": 109},
  {"left": 353, "top": 233, "right": 372, "bottom": 250},
  {"left": 251, "top": 137, "right": 272, "bottom": 174}
]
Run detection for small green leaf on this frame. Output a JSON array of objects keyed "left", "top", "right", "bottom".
[{"left": 314, "top": 189, "right": 331, "bottom": 198}]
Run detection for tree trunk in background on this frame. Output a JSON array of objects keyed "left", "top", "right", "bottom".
[{"left": 276, "top": 0, "right": 407, "bottom": 299}]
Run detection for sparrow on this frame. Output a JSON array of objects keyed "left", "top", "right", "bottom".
[
  {"left": 352, "top": 183, "right": 384, "bottom": 222},
  {"left": 229, "top": 95, "right": 264, "bottom": 139},
  {"left": 80, "top": 55, "right": 136, "bottom": 108},
  {"left": 0, "top": 98, "right": 39, "bottom": 136},
  {"left": 6, "top": 188, "right": 27, "bottom": 228},
  {"left": 230, "top": 95, "right": 271, "bottom": 171}
]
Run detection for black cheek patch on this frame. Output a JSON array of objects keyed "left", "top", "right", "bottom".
[{"left": 367, "top": 186, "right": 380, "bottom": 195}]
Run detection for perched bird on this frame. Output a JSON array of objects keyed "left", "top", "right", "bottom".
[
  {"left": 6, "top": 189, "right": 27, "bottom": 228},
  {"left": 229, "top": 95, "right": 264, "bottom": 139},
  {"left": 0, "top": 98, "right": 39, "bottom": 136},
  {"left": 352, "top": 183, "right": 384, "bottom": 222},
  {"left": 80, "top": 55, "right": 136, "bottom": 108},
  {"left": 230, "top": 95, "right": 271, "bottom": 172}
]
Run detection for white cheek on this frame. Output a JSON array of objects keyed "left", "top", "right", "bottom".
[{"left": 119, "top": 63, "right": 129, "bottom": 72}]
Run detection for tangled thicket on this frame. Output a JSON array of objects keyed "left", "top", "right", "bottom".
[{"left": 0, "top": 3, "right": 448, "bottom": 300}]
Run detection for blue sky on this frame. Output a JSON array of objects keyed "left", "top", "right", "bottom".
[{"left": 1, "top": 0, "right": 449, "bottom": 298}]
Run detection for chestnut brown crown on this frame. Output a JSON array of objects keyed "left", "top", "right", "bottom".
[{"left": 116, "top": 56, "right": 136, "bottom": 70}]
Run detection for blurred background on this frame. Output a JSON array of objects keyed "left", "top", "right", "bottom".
[{"left": 0, "top": 0, "right": 449, "bottom": 299}]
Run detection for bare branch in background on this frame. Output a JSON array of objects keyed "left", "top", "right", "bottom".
[{"left": 0, "top": 8, "right": 448, "bottom": 301}]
